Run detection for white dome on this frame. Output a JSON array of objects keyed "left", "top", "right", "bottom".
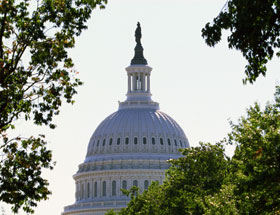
[
  {"left": 63, "top": 23, "right": 190, "bottom": 215},
  {"left": 63, "top": 66, "right": 190, "bottom": 215},
  {"left": 85, "top": 108, "right": 189, "bottom": 163}
]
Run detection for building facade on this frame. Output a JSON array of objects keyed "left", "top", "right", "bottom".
[{"left": 62, "top": 23, "right": 189, "bottom": 215}]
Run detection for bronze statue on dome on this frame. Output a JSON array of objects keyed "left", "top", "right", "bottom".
[
  {"left": 131, "top": 22, "right": 147, "bottom": 65},
  {"left": 135, "top": 22, "right": 142, "bottom": 44}
]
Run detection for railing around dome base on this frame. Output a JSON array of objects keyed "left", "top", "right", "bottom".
[
  {"left": 63, "top": 199, "right": 128, "bottom": 211},
  {"left": 118, "top": 100, "right": 159, "bottom": 110}
]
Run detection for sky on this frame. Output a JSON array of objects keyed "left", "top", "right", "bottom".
[{"left": 2, "top": 0, "right": 280, "bottom": 214}]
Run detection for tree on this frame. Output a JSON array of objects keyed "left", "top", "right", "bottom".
[
  {"left": 202, "top": 0, "right": 280, "bottom": 84},
  {"left": 160, "top": 143, "right": 230, "bottom": 215},
  {"left": 107, "top": 143, "right": 231, "bottom": 215},
  {"left": 228, "top": 85, "right": 280, "bottom": 214},
  {"left": 108, "top": 86, "right": 280, "bottom": 215},
  {"left": 0, "top": 0, "right": 107, "bottom": 213},
  {"left": 114, "top": 182, "right": 164, "bottom": 215}
]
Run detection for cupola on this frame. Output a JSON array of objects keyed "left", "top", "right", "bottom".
[{"left": 119, "top": 22, "right": 159, "bottom": 110}]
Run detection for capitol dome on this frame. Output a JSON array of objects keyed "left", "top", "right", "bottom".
[
  {"left": 62, "top": 23, "right": 189, "bottom": 215},
  {"left": 85, "top": 109, "right": 189, "bottom": 162}
]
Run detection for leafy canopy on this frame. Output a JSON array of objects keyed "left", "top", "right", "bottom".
[
  {"left": 108, "top": 86, "right": 280, "bottom": 215},
  {"left": 107, "top": 143, "right": 231, "bottom": 215},
  {"left": 202, "top": 0, "right": 280, "bottom": 83},
  {"left": 0, "top": 0, "right": 107, "bottom": 213},
  {"left": 229, "top": 86, "right": 280, "bottom": 214}
]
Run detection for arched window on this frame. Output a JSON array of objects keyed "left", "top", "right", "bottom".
[
  {"left": 117, "top": 137, "right": 121, "bottom": 145},
  {"left": 152, "top": 137, "right": 155, "bottom": 145},
  {"left": 109, "top": 138, "right": 113, "bottom": 145},
  {"left": 174, "top": 139, "right": 177, "bottom": 146},
  {"left": 103, "top": 139, "right": 106, "bottom": 146},
  {"left": 133, "top": 180, "right": 138, "bottom": 187},
  {"left": 143, "top": 137, "right": 147, "bottom": 144},
  {"left": 144, "top": 180, "right": 149, "bottom": 190},
  {"left": 122, "top": 180, "right": 127, "bottom": 189},
  {"left": 122, "top": 180, "right": 127, "bottom": 195},
  {"left": 134, "top": 137, "right": 138, "bottom": 144},
  {"left": 102, "top": 181, "right": 106, "bottom": 196},
  {"left": 160, "top": 138, "right": 164, "bottom": 145},
  {"left": 168, "top": 138, "right": 171, "bottom": 145},
  {"left": 87, "top": 182, "right": 90, "bottom": 198},
  {"left": 97, "top": 140, "right": 100, "bottom": 146},
  {"left": 112, "top": 180, "right": 116, "bottom": 196},
  {"left": 125, "top": 137, "right": 129, "bottom": 145},
  {"left": 94, "top": 182, "right": 97, "bottom": 197}
]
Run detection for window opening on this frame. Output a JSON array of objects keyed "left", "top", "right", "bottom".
[
  {"left": 143, "top": 137, "right": 147, "bottom": 144},
  {"left": 112, "top": 181, "right": 116, "bottom": 196},
  {"left": 144, "top": 180, "right": 149, "bottom": 190},
  {"left": 122, "top": 180, "right": 127, "bottom": 189},
  {"left": 152, "top": 137, "right": 155, "bottom": 145},
  {"left": 125, "top": 137, "right": 129, "bottom": 145},
  {"left": 87, "top": 182, "right": 90, "bottom": 198},
  {"left": 94, "top": 182, "right": 97, "bottom": 197},
  {"left": 81, "top": 183, "right": 84, "bottom": 199},
  {"left": 160, "top": 138, "right": 164, "bottom": 145},
  {"left": 134, "top": 137, "right": 138, "bottom": 144},
  {"left": 109, "top": 138, "right": 113, "bottom": 145},
  {"left": 122, "top": 180, "right": 127, "bottom": 195},
  {"left": 102, "top": 181, "right": 106, "bottom": 196}
]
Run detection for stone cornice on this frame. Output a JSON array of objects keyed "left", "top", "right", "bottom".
[{"left": 74, "top": 168, "right": 165, "bottom": 180}]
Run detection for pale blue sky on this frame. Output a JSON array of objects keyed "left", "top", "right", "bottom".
[{"left": 2, "top": 0, "right": 280, "bottom": 214}]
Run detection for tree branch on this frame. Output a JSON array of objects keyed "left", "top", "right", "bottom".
[{"left": 0, "top": 8, "right": 7, "bottom": 59}]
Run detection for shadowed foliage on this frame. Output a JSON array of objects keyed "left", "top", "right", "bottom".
[
  {"left": 0, "top": 0, "right": 107, "bottom": 213},
  {"left": 202, "top": 0, "right": 280, "bottom": 84},
  {"left": 107, "top": 86, "right": 280, "bottom": 215}
]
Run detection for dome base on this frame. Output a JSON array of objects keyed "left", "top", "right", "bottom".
[
  {"left": 63, "top": 200, "right": 125, "bottom": 215},
  {"left": 62, "top": 169, "right": 166, "bottom": 215}
]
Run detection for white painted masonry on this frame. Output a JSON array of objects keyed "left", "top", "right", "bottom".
[{"left": 62, "top": 44, "right": 189, "bottom": 215}]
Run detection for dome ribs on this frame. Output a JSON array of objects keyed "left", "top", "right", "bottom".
[{"left": 86, "top": 109, "right": 188, "bottom": 160}]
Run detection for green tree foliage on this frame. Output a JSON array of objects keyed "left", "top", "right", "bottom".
[
  {"left": 107, "top": 143, "right": 231, "bottom": 215},
  {"left": 115, "top": 183, "right": 164, "bottom": 215},
  {"left": 160, "top": 143, "right": 229, "bottom": 215},
  {"left": 0, "top": 0, "right": 107, "bottom": 213},
  {"left": 108, "top": 86, "right": 280, "bottom": 215},
  {"left": 201, "top": 0, "right": 280, "bottom": 83},
  {"left": 229, "top": 86, "right": 280, "bottom": 214}
]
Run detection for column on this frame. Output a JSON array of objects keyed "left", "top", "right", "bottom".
[
  {"left": 118, "top": 177, "right": 121, "bottom": 197},
  {"left": 147, "top": 74, "right": 150, "bottom": 92},
  {"left": 128, "top": 74, "right": 131, "bottom": 93},
  {"left": 133, "top": 74, "right": 137, "bottom": 91},
  {"left": 90, "top": 179, "right": 94, "bottom": 199},
  {"left": 75, "top": 182, "right": 78, "bottom": 201},
  {"left": 142, "top": 73, "right": 146, "bottom": 91},
  {"left": 138, "top": 72, "right": 141, "bottom": 90},
  {"left": 81, "top": 181, "right": 84, "bottom": 199}
]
